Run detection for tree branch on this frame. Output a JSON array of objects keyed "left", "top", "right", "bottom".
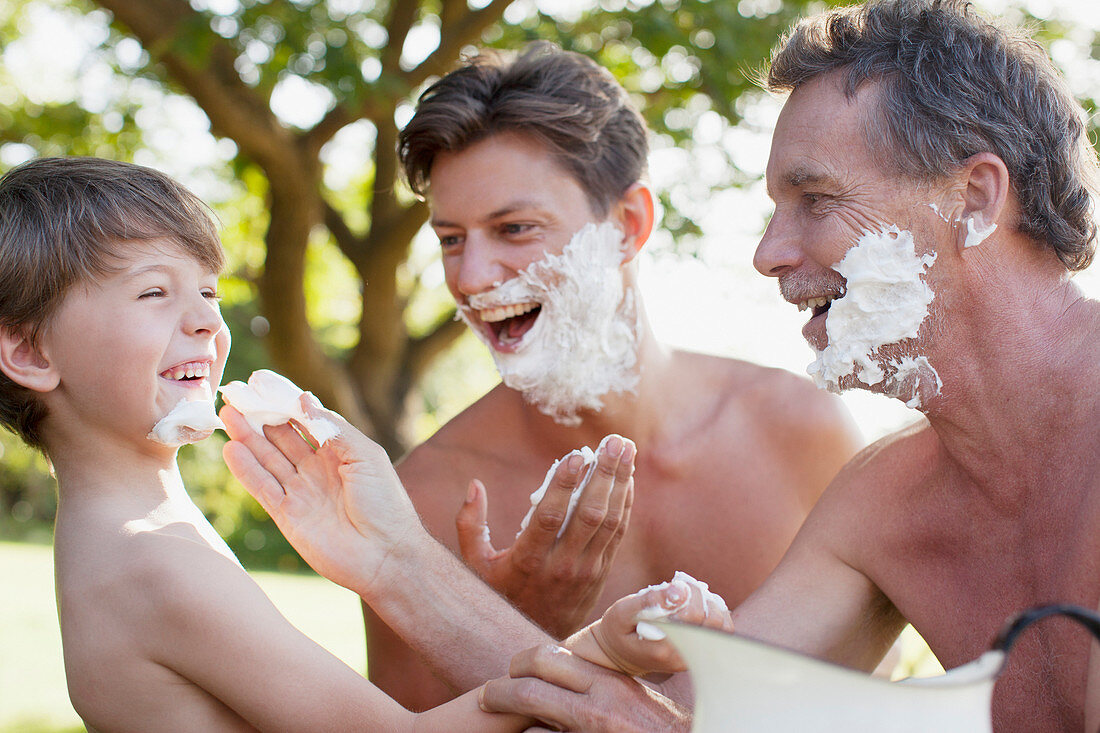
[
  {"left": 381, "top": 0, "right": 419, "bottom": 75},
  {"left": 94, "top": 0, "right": 299, "bottom": 181},
  {"left": 405, "top": 310, "right": 466, "bottom": 380},
  {"left": 406, "top": 0, "right": 516, "bottom": 88},
  {"left": 322, "top": 199, "right": 367, "bottom": 269}
]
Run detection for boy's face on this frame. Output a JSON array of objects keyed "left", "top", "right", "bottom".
[{"left": 39, "top": 239, "right": 229, "bottom": 448}]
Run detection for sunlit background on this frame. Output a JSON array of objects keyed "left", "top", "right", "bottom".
[{"left": 1, "top": 0, "right": 1099, "bottom": 729}]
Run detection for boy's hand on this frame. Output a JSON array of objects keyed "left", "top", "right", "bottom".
[
  {"left": 454, "top": 435, "right": 636, "bottom": 638},
  {"left": 221, "top": 393, "right": 426, "bottom": 594},
  {"left": 567, "top": 573, "right": 734, "bottom": 677}
]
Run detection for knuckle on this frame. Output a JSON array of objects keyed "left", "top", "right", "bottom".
[
  {"left": 534, "top": 509, "right": 566, "bottom": 532},
  {"left": 516, "top": 553, "right": 544, "bottom": 574},
  {"left": 575, "top": 505, "right": 607, "bottom": 529},
  {"left": 549, "top": 562, "right": 577, "bottom": 582},
  {"left": 513, "top": 678, "right": 544, "bottom": 707}
]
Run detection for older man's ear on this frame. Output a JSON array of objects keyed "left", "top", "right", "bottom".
[{"left": 956, "top": 152, "right": 1011, "bottom": 253}]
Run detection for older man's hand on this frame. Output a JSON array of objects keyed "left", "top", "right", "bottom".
[{"left": 479, "top": 644, "right": 691, "bottom": 733}]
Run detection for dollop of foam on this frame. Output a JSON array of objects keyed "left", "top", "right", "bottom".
[
  {"left": 634, "top": 571, "right": 729, "bottom": 641},
  {"left": 460, "top": 222, "right": 640, "bottom": 426},
  {"left": 219, "top": 369, "right": 339, "bottom": 445},
  {"left": 147, "top": 399, "right": 224, "bottom": 446},
  {"left": 808, "top": 225, "right": 940, "bottom": 405},
  {"left": 964, "top": 217, "right": 997, "bottom": 248}
]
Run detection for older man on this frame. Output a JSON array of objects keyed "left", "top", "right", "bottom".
[
  {"left": 478, "top": 1, "right": 1100, "bottom": 731},
  {"left": 365, "top": 43, "right": 862, "bottom": 709}
]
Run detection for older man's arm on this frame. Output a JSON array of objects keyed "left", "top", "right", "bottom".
[{"left": 480, "top": 468, "right": 907, "bottom": 727}]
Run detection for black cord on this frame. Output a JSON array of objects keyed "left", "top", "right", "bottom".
[
  {"left": 992, "top": 603, "right": 1100, "bottom": 652},
  {"left": 988, "top": 604, "right": 1100, "bottom": 733}
]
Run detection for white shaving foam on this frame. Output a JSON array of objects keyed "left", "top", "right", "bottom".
[
  {"left": 882, "top": 355, "right": 943, "bottom": 409},
  {"left": 808, "top": 225, "right": 940, "bottom": 406},
  {"left": 147, "top": 398, "right": 224, "bottom": 446},
  {"left": 517, "top": 444, "right": 599, "bottom": 538},
  {"left": 927, "top": 203, "right": 950, "bottom": 223},
  {"left": 634, "top": 571, "right": 729, "bottom": 641},
  {"left": 963, "top": 217, "right": 997, "bottom": 248},
  {"left": 219, "top": 369, "right": 339, "bottom": 445},
  {"left": 459, "top": 222, "right": 641, "bottom": 426}
]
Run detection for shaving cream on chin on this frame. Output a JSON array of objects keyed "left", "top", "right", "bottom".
[
  {"left": 460, "top": 221, "right": 642, "bottom": 426},
  {"left": 808, "top": 225, "right": 942, "bottom": 408},
  {"left": 147, "top": 399, "right": 224, "bottom": 446}
]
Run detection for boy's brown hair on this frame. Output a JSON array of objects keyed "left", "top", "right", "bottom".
[
  {"left": 399, "top": 42, "right": 649, "bottom": 218},
  {"left": 0, "top": 157, "right": 225, "bottom": 450}
]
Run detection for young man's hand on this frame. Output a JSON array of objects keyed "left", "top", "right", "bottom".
[
  {"left": 567, "top": 574, "right": 735, "bottom": 677},
  {"left": 454, "top": 435, "right": 636, "bottom": 638},
  {"left": 221, "top": 393, "right": 427, "bottom": 595}
]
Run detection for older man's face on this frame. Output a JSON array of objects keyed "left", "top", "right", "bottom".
[{"left": 755, "top": 74, "right": 949, "bottom": 403}]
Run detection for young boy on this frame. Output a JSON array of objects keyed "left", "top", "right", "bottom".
[{"left": 0, "top": 156, "right": 554, "bottom": 731}]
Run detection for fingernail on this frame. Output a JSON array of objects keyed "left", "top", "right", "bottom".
[
  {"left": 304, "top": 391, "right": 323, "bottom": 409},
  {"left": 665, "top": 581, "right": 687, "bottom": 607},
  {"left": 478, "top": 686, "right": 488, "bottom": 712},
  {"left": 466, "top": 482, "right": 477, "bottom": 503},
  {"left": 606, "top": 436, "right": 623, "bottom": 458},
  {"left": 566, "top": 454, "right": 584, "bottom": 473}
]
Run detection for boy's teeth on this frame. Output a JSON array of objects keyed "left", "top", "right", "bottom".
[{"left": 163, "top": 363, "right": 211, "bottom": 380}]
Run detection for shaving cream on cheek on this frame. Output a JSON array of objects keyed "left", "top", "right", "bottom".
[
  {"left": 808, "top": 225, "right": 942, "bottom": 407},
  {"left": 459, "top": 222, "right": 641, "bottom": 425}
]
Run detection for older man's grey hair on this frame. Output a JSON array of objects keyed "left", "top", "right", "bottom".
[{"left": 767, "top": 0, "right": 1098, "bottom": 271}]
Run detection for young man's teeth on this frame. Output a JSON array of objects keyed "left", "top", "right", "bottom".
[{"left": 478, "top": 302, "right": 538, "bottom": 323}]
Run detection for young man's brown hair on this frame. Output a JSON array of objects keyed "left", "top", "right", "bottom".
[
  {"left": 0, "top": 156, "right": 224, "bottom": 450},
  {"left": 399, "top": 42, "right": 649, "bottom": 217}
]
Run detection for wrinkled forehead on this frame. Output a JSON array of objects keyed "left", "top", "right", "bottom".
[{"left": 766, "top": 75, "right": 884, "bottom": 193}]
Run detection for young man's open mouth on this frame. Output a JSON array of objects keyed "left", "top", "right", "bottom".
[{"left": 476, "top": 301, "right": 542, "bottom": 352}]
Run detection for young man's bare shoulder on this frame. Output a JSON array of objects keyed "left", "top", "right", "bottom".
[
  {"left": 674, "top": 350, "right": 860, "bottom": 451},
  {"left": 397, "top": 384, "right": 529, "bottom": 497}
]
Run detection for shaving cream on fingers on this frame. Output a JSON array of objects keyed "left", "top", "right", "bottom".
[{"left": 219, "top": 369, "right": 339, "bottom": 445}]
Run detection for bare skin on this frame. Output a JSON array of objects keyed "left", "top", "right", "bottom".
[
  {"left": 366, "top": 132, "right": 864, "bottom": 709},
  {"left": 482, "top": 74, "right": 1100, "bottom": 732},
  {"left": 3, "top": 241, "right": 530, "bottom": 732}
]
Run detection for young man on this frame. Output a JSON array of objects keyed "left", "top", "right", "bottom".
[
  {"left": 476, "top": 2, "right": 1100, "bottom": 730},
  {"left": 367, "top": 43, "right": 864, "bottom": 708},
  {"left": 0, "top": 156, "right": 607, "bottom": 731}
]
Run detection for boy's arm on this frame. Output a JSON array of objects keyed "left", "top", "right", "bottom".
[{"left": 121, "top": 532, "right": 528, "bottom": 732}]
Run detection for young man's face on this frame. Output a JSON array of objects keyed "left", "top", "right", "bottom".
[
  {"left": 39, "top": 240, "right": 230, "bottom": 447},
  {"left": 428, "top": 131, "right": 645, "bottom": 424},
  {"left": 429, "top": 131, "right": 604, "bottom": 352}
]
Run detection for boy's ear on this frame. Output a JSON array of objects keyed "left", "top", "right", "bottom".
[
  {"left": 613, "top": 183, "right": 655, "bottom": 264},
  {"left": 0, "top": 327, "right": 60, "bottom": 392},
  {"left": 957, "top": 152, "right": 1010, "bottom": 253}
]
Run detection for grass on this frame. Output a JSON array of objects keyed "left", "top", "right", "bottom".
[
  {"left": 1, "top": 540, "right": 943, "bottom": 732},
  {"left": 0, "top": 540, "right": 366, "bottom": 733}
]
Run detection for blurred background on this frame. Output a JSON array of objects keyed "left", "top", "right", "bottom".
[{"left": 1, "top": 0, "right": 1098, "bottom": 729}]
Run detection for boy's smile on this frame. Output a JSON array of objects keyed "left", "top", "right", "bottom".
[{"left": 39, "top": 239, "right": 229, "bottom": 449}]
